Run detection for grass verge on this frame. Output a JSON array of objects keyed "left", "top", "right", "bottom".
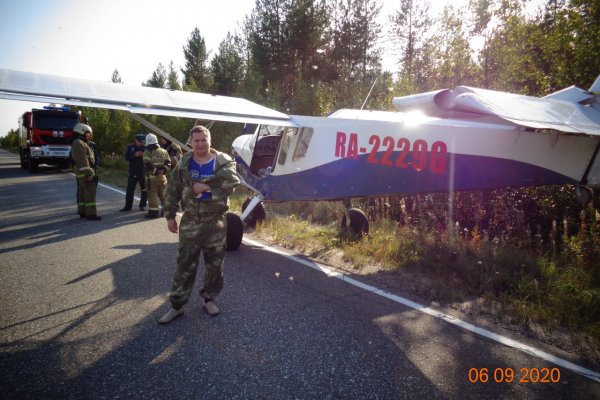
[{"left": 250, "top": 200, "right": 599, "bottom": 359}]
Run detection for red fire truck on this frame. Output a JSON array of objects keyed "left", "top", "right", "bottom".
[{"left": 18, "top": 105, "right": 83, "bottom": 172}]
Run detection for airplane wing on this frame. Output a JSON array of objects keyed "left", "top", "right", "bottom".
[
  {"left": 393, "top": 85, "right": 600, "bottom": 136},
  {"left": 0, "top": 68, "right": 296, "bottom": 127}
]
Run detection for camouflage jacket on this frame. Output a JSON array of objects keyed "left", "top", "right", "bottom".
[
  {"left": 164, "top": 149, "right": 239, "bottom": 219},
  {"left": 71, "top": 137, "right": 95, "bottom": 177}
]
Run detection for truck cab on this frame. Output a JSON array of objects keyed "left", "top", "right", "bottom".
[{"left": 19, "top": 106, "right": 82, "bottom": 172}]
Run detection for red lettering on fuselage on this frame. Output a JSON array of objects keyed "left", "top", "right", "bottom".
[
  {"left": 347, "top": 133, "right": 358, "bottom": 159},
  {"left": 334, "top": 131, "right": 448, "bottom": 175},
  {"left": 335, "top": 131, "right": 346, "bottom": 158},
  {"left": 336, "top": 131, "right": 359, "bottom": 159}
]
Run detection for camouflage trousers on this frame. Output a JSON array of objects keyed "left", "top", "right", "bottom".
[
  {"left": 168, "top": 212, "right": 227, "bottom": 310},
  {"left": 77, "top": 175, "right": 97, "bottom": 216},
  {"left": 147, "top": 175, "right": 167, "bottom": 213}
]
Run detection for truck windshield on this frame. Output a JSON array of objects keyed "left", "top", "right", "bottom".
[{"left": 33, "top": 113, "right": 79, "bottom": 130}]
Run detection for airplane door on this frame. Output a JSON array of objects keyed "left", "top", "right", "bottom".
[{"left": 250, "top": 125, "right": 284, "bottom": 177}]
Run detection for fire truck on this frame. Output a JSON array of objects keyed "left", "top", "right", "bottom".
[{"left": 18, "top": 105, "right": 83, "bottom": 172}]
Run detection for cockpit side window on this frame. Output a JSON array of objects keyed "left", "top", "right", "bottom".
[
  {"left": 276, "top": 127, "right": 295, "bottom": 166},
  {"left": 292, "top": 127, "right": 313, "bottom": 161}
]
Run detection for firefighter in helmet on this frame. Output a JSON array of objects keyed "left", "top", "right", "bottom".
[
  {"left": 143, "top": 133, "right": 171, "bottom": 218},
  {"left": 72, "top": 122, "right": 101, "bottom": 220}
]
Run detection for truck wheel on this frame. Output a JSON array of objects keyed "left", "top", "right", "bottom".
[
  {"left": 226, "top": 212, "right": 243, "bottom": 251},
  {"left": 20, "top": 152, "right": 27, "bottom": 169},
  {"left": 28, "top": 157, "right": 39, "bottom": 173}
]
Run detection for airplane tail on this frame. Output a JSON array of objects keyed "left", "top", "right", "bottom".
[{"left": 589, "top": 74, "right": 600, "bottom": 94}]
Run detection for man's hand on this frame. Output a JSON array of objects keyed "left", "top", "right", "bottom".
[
  {"left": 135, "top": 151, "right": 143, "bottom": 157},
  {"left": 85, "top": 175, "right": 94, "bottom": 183},
  {"left": 167, "top": 218, "right": 178, "bottom": 234},
  {"left": 192, "top": 182, "right": 210, "bottom": 196}
]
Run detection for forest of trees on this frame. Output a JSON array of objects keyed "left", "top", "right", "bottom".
[{"left": 2, "top": 0, "right": 598, "bottom": 156}]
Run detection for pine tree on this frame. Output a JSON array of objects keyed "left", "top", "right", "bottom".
[
  {"left": 388, "top": 0, "right": 431, "bottom": 93},
  {"left": 111, "top": 69, "right": 123, "bottom": 84},
  {"left": 211, "top": 33, "right": 245, "bottom": 96},
  {"left": 167, "top": 61, "right": 181, "bottom": 90},
  {"left": 143, "top": 63, "right": 167, "bottom": 88},
  {"left": 181, "top": 27, "right": 212, "bottom": 91}
]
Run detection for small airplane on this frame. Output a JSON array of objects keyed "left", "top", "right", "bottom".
[{"left": 1, "top": 68, "right": 600, "bottom": 250}]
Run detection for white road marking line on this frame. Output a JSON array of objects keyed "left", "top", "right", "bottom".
[{"left": 243, "top": 237, "right": 600, "bottom": 383}]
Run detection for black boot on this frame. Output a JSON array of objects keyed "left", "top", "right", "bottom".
[
  {"left": 144, "top": 210, "right": 159, "bottom": 219},
  {"left": 86, "top": 215, "right": 102, "bottom": 221}
]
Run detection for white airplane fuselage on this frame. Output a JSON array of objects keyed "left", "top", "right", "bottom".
[{"left": 232, "top": 110, "right": 600, "bottom": 202}]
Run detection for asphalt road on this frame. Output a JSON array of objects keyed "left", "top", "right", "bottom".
[{"left": 0, "top": 149, "right": 598, "bottom": 399}]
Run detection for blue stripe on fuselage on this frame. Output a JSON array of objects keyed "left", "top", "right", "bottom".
[{"left": 236, "top": 153, "right": 576, "bottom": 201}]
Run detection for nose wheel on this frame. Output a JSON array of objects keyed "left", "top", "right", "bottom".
[{"left": 242, "top": 197, "right": 266, "bottom": 228}]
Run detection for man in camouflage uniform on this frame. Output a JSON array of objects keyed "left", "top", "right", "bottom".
[
  {"left": 143, "top": 133, "right": 171, "bottom": 218},
  {"left": 159, "top": 125, "right": 239, "bottom": 324},
  {"left": 71, "top": 123, "right": 101, "bottom": 221}
]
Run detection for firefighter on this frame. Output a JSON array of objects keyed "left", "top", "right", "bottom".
[
  {"left": 160, "top": 135, "right": 183, "bottom": 167},
  {"left": 143, "top": 133, "right": 170, "bottom": 218},
  {"left": 71, "top": 123, "right": 101, "bottom": 220}
]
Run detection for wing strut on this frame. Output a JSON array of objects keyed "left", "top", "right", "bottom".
[{"left": 128, "top": 113, "right": 191, "bottom": 152}]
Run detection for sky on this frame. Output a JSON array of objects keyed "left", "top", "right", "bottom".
[{"left": 0, "top": 0, "right": 543, "bottom": 137}]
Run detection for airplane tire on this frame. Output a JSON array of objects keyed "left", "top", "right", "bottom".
[
  {"left": 341, "top": 208, "right": 369, "bottom": 236},
  {"left": 241, "top": 197, "right": 266, "bottom": 228},
  {"left": 226, "top": 212, "right": 243, "bottom": 251}
]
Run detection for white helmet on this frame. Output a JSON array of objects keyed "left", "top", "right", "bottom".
[
  {"left": 145, "top": 133, "right": 158, "bottom": 145},
  {"left": 73, "top": 123, "right": 92, "bottom": 136}
]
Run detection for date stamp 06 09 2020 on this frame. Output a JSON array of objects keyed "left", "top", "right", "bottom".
[{"left": 468, "top": 367, "right": 561, "bottom": 384}]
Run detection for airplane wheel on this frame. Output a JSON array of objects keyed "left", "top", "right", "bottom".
[
  {"left": 341, "top": 208, "right": 369, "bottom": 236},
  {"left": 575, "top": 186, "right": 593, "bottom": 205},
  {"left": 241, "top": 197, "right": 266, "bottom": 228},
  {"left": 226, "top": 212, "right": 243, "bottom": 251}
]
